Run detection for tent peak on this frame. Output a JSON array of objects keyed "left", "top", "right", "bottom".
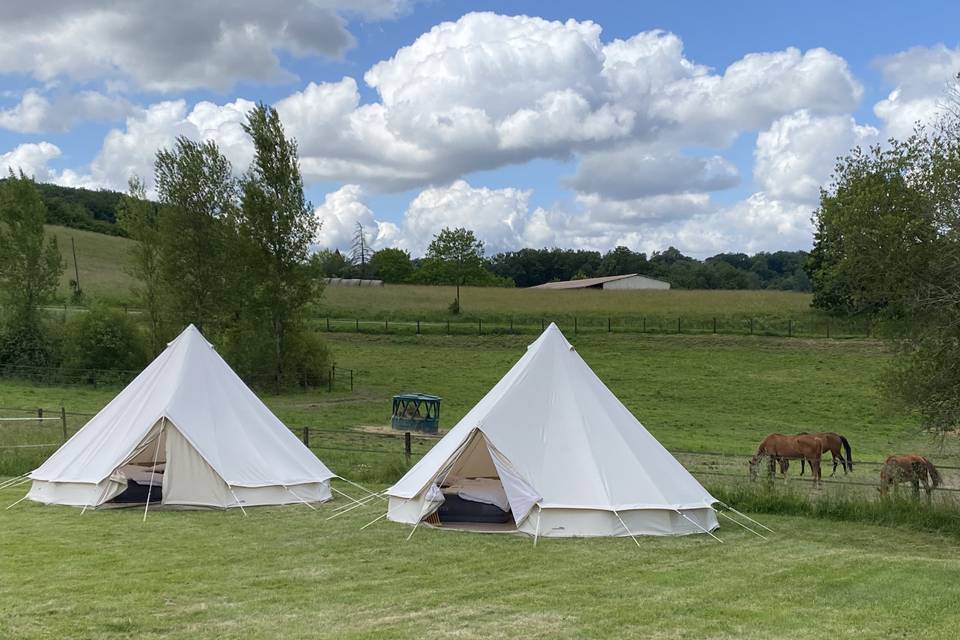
[{"left": 167, "top": 324, "right": 214, "bottom": 349}]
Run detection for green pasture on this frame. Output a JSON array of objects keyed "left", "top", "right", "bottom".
[{"left": 2, "top": 481, "right": 960, "bottom": 640}]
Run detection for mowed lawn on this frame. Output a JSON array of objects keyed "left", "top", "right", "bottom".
[{"left": 2, "top": 482, "right": 960, "bottom": 640}]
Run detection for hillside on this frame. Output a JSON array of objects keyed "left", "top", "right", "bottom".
[{"left": 46, "top": 225, "right": 137, "bottom": 304}]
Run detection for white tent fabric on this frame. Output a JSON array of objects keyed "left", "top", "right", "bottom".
[
  {"left": 386, "top": 323, "right": 718, "bottom": 537},
  {"left": 27, "top": 325, "right": 335, "bottom": 509}
]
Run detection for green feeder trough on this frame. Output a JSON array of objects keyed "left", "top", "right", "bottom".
[{"left": 391, "top": 393, "right": 441, "bottom": 433}]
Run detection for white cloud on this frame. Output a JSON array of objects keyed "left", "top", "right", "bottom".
[
  {"left": 0, "top": 142, "right": 63, "bottom": 180},
  {"left": 0, "top": 89, "right": 133, "bottom": 133},
  {"left": 754, "top": 110, "right": 878, "bottom": 202},
  {"left": 873, "top": 45, "right": 960, "bottom": 139},
  {"left": 313, "top": 184, "right": 400, "bottom": 251},
  {"left": 0, "top": 1, "right": 408, "bottom": 92},
  {"left": 565, "top": 145, "right": 739, "bottom": 200}
]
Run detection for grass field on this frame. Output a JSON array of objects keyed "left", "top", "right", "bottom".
[
  {"left": 3, "top": 480, "right": 960, "bottom": 640},
  {"left": 46, "top": 225, "right": 137, "bottom": 304},
  {"left": 3, "top": 326, "right": 959, "bottom": 638}
]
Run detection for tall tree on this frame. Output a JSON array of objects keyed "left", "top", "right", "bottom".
[
  {"left": 116, "top": 176, "right": 165, "bottom": 353},
  {"left": 351, "top": 222, "right": 371, "bottom": 278},
  {"left": 154, "top": 136, "right": 239, "bottom": 333},
  {"left": 369, "top": 247, "right": 413, "bottom": 283},
  {"left": 422, "top": 227, "right": 486, "bottom": 313},
  {"left": 239, "top": 103, "right": 321, "bottom": 386},
  {"left": 0, "top": 172, "right": 63, "bottom": 365}
]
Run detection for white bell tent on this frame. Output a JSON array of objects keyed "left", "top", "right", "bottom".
[
  {"left": 27, "top": 325, "right": 335, "bottom": 509},
  {"left": 386, "top": 323, "right": 719, "bottom": 538}
]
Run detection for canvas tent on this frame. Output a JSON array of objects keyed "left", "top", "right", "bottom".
[
  {"left": 27, "top": 325, "right": 335, "bottom": 509},
  {"left": 386, "top": 323, "right": 718, "bottom": 537}
]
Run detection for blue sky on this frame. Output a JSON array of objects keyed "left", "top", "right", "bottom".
[{"left": 1, "top": 2, "right": 958, "bottom": 257}]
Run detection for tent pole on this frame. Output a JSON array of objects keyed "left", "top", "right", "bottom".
[
  {"left": 676, "top": 509, "right": 723, "bottom": 543},
  {"left": 716, "top": 501, "right": 774, "bottom": 533},
  {"left": 613, "top": 509, "right": 640, "bottom": 548},
  {"left": 285, "top": 486, "right": 317, "bottom": 511},
  {"left": 717, "top": 509, "right": 767, "bottom": 540},
  {"left": 142, "top": 419, "right": 165, "bottom": 524},
  {"left": 360, "top": 512, "right": 388, "bottom": 530}
]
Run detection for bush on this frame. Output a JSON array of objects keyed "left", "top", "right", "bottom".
[
  {"left": 0, "top": 312, "right": 59, "bottom": 369},
  {"left": 222, "top": 326, "right": 332, "bottom": 391},
  {"left": 61, "top": 306, "right": 149, "bottom": 373}
]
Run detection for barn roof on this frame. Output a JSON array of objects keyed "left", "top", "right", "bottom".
[{"left": 530, "top": 273, "right": 668, "bottom": 290}]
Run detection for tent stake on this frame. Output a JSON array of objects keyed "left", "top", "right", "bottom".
[
  {"left": 717, "top": 510, "right": 767, "bottom": 540},
  {"left": 676, "top": 509, "right": 723, "bottom": 543},
  {"left": 613, "top": 509, "right": 640, "bottom": 548},
  {"left": 142, "top": 420, "right": 165, "bottom": 524},
  {"left": 716, "top": 501, "right": 774, "bottom": 533},
  {"left": 360, "top": 512, "right": 388, "bottom": 530}
]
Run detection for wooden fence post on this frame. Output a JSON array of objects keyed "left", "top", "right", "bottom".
[
  {"left": 37, "top": 407, "right": 43, "bottom": 424},
  {"left": 328, "top": 367, "right": 333, "bottom": 392},
  {"left": 326, "top": 317, "right": 330, "bottom": 332},
  {"left": 788, "top": 319, "right": 792, "bottom": 337},
  {"left": 417, "top": 320, "right": 421, "bottom": 335},
  {"left": 642, "top": 316, "right": 646, "bottom": 333},
  {"left": 350, "top": 369, "right": 354, "bottom": 392},
  {"left": 478, "top": 319, "right": 482, "bottom": 335},
  {"left": 404, "top": 432, "right": 412, "bottom": 464},
  {"left": 302, "top": 427, "right": 310, "bottom": 447},
  {"left": 385, "top": 319, "right": 388, "bottom": 333},
  {"left": 713, "top": 317, "right": 717, "bottom": 334},
  {"left": 355, "top": 319, "right": 359, "bottom": 332},
  {"left": 510, "top": 318, "right": 514, "bottom": 334},
  {"left": 61, "top": 406, "right": 67, "bottom": 442},
  {"left": 677, "top": 317, "right": 681, "bottom": 334},
  {"left": 749, "top": 318, "right": 754, "bottom": 335},
  {"left": 608, "top": 317, "right": 611, "bottom": 333}
]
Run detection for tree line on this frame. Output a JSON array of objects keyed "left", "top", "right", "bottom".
[
  {"left": 0, "top": 104, "right": 329, "bottom": 389},
  {"left": 318, "top": 241, "right": 811, "bottom": 291}
]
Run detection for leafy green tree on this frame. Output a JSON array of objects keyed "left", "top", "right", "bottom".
[
  {"left": 806, "top": 138, "right": 937, "bottom": 316},
  {"left": 0, "top": 173, "right": 63, "bottom": 365},
  {"left": 155, "top": 136, "right": 239, "bottom": 333},
  {"left": 420, "top": 227, "right": 487, "bottom": 313},
  {"left": 369, "top": 248, "right": 414, "bottom": 283},
  {"left": 62, "top": 305, "right": 149, "bottom": 373},
  {"left": 238, "top": 103, "right": 322, "bottom": 387},
  {"left": 116, "top": 176, "right": 165, "bottom": 353}
]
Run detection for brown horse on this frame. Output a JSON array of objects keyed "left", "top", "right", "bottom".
[
  {"left": 749, "top": 433, "right": 823, "bottom": 486},
  {"left": 797, "top": 432, "right": 853, "bottom": 476},
  {"left": 879, "top": 454, "right": 942, "bottom": 500}
]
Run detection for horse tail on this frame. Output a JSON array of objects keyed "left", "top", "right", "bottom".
[
  {"left": 924, "top": 458, "right": 942, "bottom": 489},
  {"left": 839, "top": 435, "right": 853, "bottom": 471}
]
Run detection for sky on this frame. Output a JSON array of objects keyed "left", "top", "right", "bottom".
[{"left": 1, "top": 1, "right": 958, "bottom": 258}]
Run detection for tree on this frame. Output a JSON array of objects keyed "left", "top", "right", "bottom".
[
  {"left": 238, "top": 103, "right": 322, "bottom": 387},
  {"left": 806, "top": 139, "right": 937, "bottom": 316},
  {"left": 351, "top": 222, "right": 371, "bottom": 278},
  {"left": 116, "top": 176, "right": 165, "bottom": 353},
  {"left": 0, "top": 172, "right": 63, "bottom": 365},
  {"left": 369, "top": 248, "right": 413, "bottom": 283},
  {"left": 155, "top": 136, "right": 239, "bottom": 333},
  {"left": 422, "top": 227, "right": 486, "bottom": 313}
]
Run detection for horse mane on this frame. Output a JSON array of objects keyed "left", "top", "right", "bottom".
[{"left": 923, "top": 457, "right": 942, "bottom": 488}]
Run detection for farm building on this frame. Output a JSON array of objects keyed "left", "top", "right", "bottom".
[{"left": 531, "top": 273, "right": 670, "bottom": 291}]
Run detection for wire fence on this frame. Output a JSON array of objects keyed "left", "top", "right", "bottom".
[
  {"left": 315, "top": 314, "right": 874, "bottom": 340},
  {"left": 5, "top": 413, "right": 960, "bottom": 503},
  {"left": 0, "top": 363, "right": 355, "bottom": 393}
]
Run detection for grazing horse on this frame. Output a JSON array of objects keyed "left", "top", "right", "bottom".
[
  {"left": 879, "top": 454, "right": 941, "bottom": 500},
  {"left": 797, "top": 432, "right": 853, "bottom": 476},
  {"left": 749, "top": 433, "right": 823, "bottom": 486}
]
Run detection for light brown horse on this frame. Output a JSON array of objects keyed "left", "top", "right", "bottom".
[
  {"left": 797, "top": 432, "right": 853, "bottom": 476},
  {"left": 749, "top": 433, "right": 823, "bottom": 486},
  {"left": 879, "top": 454, "right": 942, "bottom": 500}
]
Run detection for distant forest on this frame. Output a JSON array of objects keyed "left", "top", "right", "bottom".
[{"left": 17, "top": 180, "right": 810, "bottom": 291}]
